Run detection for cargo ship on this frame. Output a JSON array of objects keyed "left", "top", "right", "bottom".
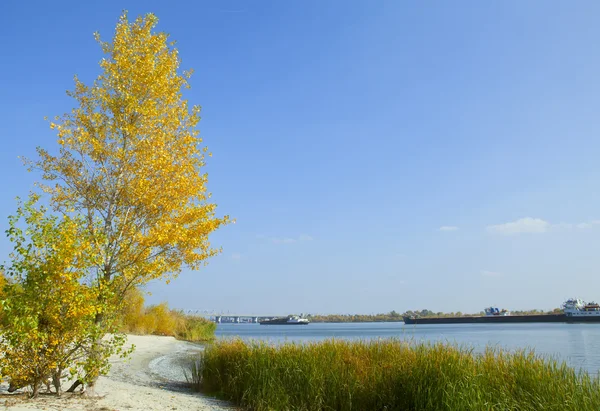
[
  {"left": 562, "top": 298, "right": 600, "bottom": 321},
  {"left": 259, "top": 315, "right": 309, "bottom": 325},
  {"left": 402, "top": 299, "right": 600, "bottom": 325},
  {"left": 402, "top": 312, "right": 565, "bottom": 325}
]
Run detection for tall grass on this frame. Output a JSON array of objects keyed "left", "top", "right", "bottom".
[
  {"left": 174, "top": 313, "right": 216, "bottom": 342},
  {"left": 192, "top": 339, "right": 600, "bottom": 410}
]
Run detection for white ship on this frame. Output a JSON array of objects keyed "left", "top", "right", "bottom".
[
  {"left": 562, "top": 298, "right": 600, "bottom": 317},
  {"left": 484, "top": 307, "right": 510, "bottom": 316}
]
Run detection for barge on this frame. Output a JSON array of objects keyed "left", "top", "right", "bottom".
[
  {"left": 259, "top": 315, "right": 309, "bottom": 325},
  {"left": 403, "top": 313, "right": 566, "bottom": 325},
  {"left": 403, "top": 299, "right": 600, "bottom": 325}
]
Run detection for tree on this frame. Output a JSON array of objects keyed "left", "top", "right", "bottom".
[
  {"left": 389, "top": 310, "right": 401, "bottom": 318},
  {"left": 27, "top": 12, "right": 230, "bottom": 391},
  {"left": 0, "top": 196, "right": 130, "bottom": 396}
]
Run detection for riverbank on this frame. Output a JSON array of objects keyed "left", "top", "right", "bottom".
[{"left": 0, "top": 335, "right": 234, "bottom": 411}]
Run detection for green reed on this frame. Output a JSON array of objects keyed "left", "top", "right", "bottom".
[{"left": 190, "top": 338, "right": 600, "bottom": 410}]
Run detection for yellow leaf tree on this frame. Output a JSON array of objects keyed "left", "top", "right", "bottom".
[
  {"left": 0, "top": 196, "right": 130, "bottom": 397},
  {"left": 27, "top": 12, "right": 230, "bottom": 391}
]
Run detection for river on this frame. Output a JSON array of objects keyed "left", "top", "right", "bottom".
[{"left": 215, "top": 322, "right": 600, "bottom": 375}]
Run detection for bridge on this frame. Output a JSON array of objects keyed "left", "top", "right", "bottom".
[{"left": 181, "top": 310, "right": 300, "bottom": 323}]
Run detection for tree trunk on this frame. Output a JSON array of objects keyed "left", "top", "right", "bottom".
[
  {"left": 66, "top": 379, "right": 82, "bottom": 393},
  {"left": 52, "top": 370, "right": 62, "bottom": 396},
  {"left": 30, "top": 380, "right": 40, "bottom": 398},
  {"left": 85, "top": 312, "right": 105, "bottom": 393}
]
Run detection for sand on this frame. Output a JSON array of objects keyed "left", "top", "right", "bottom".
[{"left": 0, "top": 335, "right": 235, "bottom": 411}]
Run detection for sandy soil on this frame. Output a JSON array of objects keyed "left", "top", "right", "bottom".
[{"left": 0, "top": 335, "right": 236, "bottom": 411}]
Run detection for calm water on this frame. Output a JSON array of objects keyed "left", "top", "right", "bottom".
[{"left": 215, "top": 322, "right": 600, "bottom": 375}]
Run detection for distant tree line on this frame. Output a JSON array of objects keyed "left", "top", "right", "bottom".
[
  {"left": 401, "top": 309, "right": 480, "bottom": 319},
  {"left": 403, "top": 308, "right": 563, "bottom": 318},
  {"left": 307, "top": 311, "right": 404, "bottom": 323},
  {"left": 511, "top": 308, "right": 563, "bottom": 316}
]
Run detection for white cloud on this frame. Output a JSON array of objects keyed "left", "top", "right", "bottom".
[
  {"left": 231, "top": 253, "right": 242, "bottom": 260},
  {"left": 439, "top": 226, "right": 458, "bottom": 232},
  {"left": 298, "top": 234, "right": 314, "bottom": 241},
  {"left": 487, "top": 217, "right": 600, "bottom": 235},
  {"left": 486, "top": 217, "right": 550, "bottom": 235},
  {"left": 481, "top": 270, "right": 502, "bottom": 277}
]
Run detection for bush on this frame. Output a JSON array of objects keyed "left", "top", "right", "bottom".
[
  {"left": 119, "top": 288, "right": 215, "bottom": 342},
  {"left": 173, "top": 313, "right": 217, "bottom": 342},
  {"left": 0, "top": 199, "right": 128, "bottom": 397}
]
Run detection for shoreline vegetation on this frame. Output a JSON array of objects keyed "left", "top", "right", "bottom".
[
  {"left": 118, "top": 288, "right": 216, "bottom": 343},
  {"left": 307, "top": 308, "right": 563, "bottom": 323},
  {"left": 192, "top": 339, "right": 600, "bottom": 411}
]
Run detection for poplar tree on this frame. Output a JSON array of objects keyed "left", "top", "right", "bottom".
[{"left": 26, "top": 12, "right": 229, "bottom": 391}]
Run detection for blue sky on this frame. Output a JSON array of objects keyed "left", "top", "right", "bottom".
[{"left": 2, "top": 1, "right": 600, "bottom": 315}]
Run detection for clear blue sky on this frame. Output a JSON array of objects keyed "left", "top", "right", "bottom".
[{"left": 2, "top": 1, "right": 600, "bottom": 315}]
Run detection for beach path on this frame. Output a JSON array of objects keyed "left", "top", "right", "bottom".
[{"left": 0, "top": 335, "right": 235, "bottom": 411}]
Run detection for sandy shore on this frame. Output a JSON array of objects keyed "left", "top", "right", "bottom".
[{"left": 0, "top": 335, "right": 235, "bottom": 411}]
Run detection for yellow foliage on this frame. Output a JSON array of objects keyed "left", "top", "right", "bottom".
[
  {"left": 0, "top": 197, "right": 112, "bottom": 396},
  {"left": 121, "top": 288, "right": 147, "bottom": 334},
  {"left": 0, "top": 270, "right": 6, "bottom": 294},
  {"left": 29, "top": 11, "right": 230, "bottom": 298},
  {"left": 146, "top": 303, "right": 177, "bottom": 336},
  {"left": 10, "top": 12, "right": 228, "bottom": 393},
  {"left": 119, "top": 287, "right": 215, "bottom": 341}
]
